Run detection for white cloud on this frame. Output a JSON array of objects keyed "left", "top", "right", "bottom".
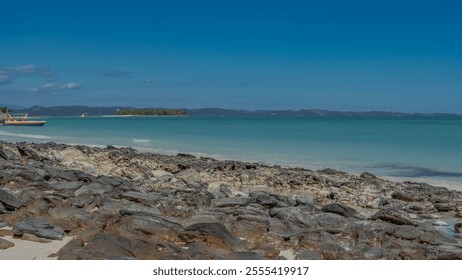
[
  {"left": 30, "top": 82, "right": 82, "bottom": 93},
  {"left": 0, "top": 64, "right": 54, "bottom": 85},
  {"left": 61, "top": 82, "right": 81, "bottom": 90}
]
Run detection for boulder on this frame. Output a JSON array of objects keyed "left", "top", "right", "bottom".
[
  {"left": 0, "top": 187, "right": 22, "bottom": 210},
  {"left": 0, "top": 238, "right": 15, "bottom": 250},
  {"left": 321, "top": 203, "right": 359, "bottom": 218},
  {"left": 184, "top": 223, "right": 242, "bottom": 251},
  {"left": 16, "top": 144, "right": 46, "bottom": 161},
  {"left": 74, "top": 182, "right": 113, "bottom": 196},
  {"left": 455, "top": 223, "right": 462, "bottom": 234},
  {"left": 12, "top": 217, "right": 65, "bottom": 240},
  {"left": 370, "top": 209, "right": 417, "bottom": 226},
  {"left": 211, "top": 197, "right": 255, "bottom": 207},
  {"left": 46, "top": 181, "right": 85, "bottom": 191},
  {"left": 0, "top": 201, "right": 7, "bottom": 214},
  {"left": 0, "top": 148, "right": 19, "bottom": 161}
]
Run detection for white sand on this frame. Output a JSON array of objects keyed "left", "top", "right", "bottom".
[{"left": 0, "top": 229, "right": 72, "bottom": 260}]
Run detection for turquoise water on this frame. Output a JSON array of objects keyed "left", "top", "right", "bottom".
[{"left": 1, "top": 116, "right": 462, "bottom": 188}]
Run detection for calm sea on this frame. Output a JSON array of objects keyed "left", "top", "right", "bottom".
[{"left": 1, "top": 116, "right": 462, "bottom": 189}]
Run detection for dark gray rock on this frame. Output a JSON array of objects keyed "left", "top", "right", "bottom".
[
  {"left": 425, "top": 245, "right": 462, "bottom": 260},
  {"left": 12, "top": 217, "right": 65, "bottom": 240},
  {"left": 185, "top": 223, "right": 242, "bottom": 251},
  {"left": 370, "top": 209, "right": 417, "bottom": 226},
  {"left": 455, "top": 223, "right": 462, "bottom": 234},
  {"left": 321, "top": 203, "right": 359, "bottom": 218},
  {"left": 433, "top": 203, "right": 451, "bottom": 212},
  {"left": 119, "top": 191, "right": 160, "bottom": 206},
  {"left": 360, "top": 172, "right": 378, "bottom": 180},
  {"left": 16, "top": 144, "right": 46, "bottom": 161},
  {"left": 46, "top": 181, "right": 85, "bottom": 191},
  {"left": 315, "top": 212, "right": 347, "bottom": 228},
  {"left": 83, "top": 234, "right": 134, "bottom": 259},
  {"left": 392, "top": 191, "right": 417, "bottom": 202},
  {"left": 0, "top": 221, "right": 7, "bottom": 228},
  {"left": 251, "top": 191, "right": 296, "bottom": 208},
  {"left": 393, "top": 225, "right": 422, "bottom": 240},
  {"left": 211, "top": 197, "right": 255, "bottom": 207},
  {"left": 0, "top": 148, "right": 19, "bottom": 161},
  {"left": 0, "top": 187, "right": 22, "bottom": 210},
  {"left": 74, "top": 182, "right": 113, "bottom": 196},
  {"left": 269, "top": 207, "right": 316, "bottom": 227},
  {"left": 0, "top": 201, "right": 7, "bottom": 214},
  {"left": 96, "top": 175, "right": 124, "bottom": 187}
]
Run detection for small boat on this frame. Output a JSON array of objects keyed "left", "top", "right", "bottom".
[{"left": 1, "top": 111, "right": 46, "bottom": 126}]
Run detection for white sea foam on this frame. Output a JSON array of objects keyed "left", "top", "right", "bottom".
[
  {"left": 0, "top": 130, "right": 51, "bottom": 140},
  {"left": 132, "top": 138, "right": 151, "bottom": 143}
]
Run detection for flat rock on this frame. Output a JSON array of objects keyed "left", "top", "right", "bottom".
[
  {"left": 21, "top": 233, "right": 53, "bottom": 243},
  {"left": 0, "top": 188, "right": 22, "bottom": 210},
  {"left": 321, "top": 203, "right": 359, "bottom": 218},
  {"left": 211, "top": 197, "right": 255, "bottom": 207},
  {"left": 12, "top": 217, "right": 65, "bottom": 240},
  {"left": 370, "top": 209, "right": 417, "bottom": 226},
  {"left": 74, "top": 182, "right": 113, "bottom": 196},
  {"left": 46, "top": 181, "right": 85, "bottom": 191},
  {"left": 433, "top": 203, "right": 451, "bottom": 212},
  {"left": 0, "top": 238, "right": 15, "bottom": 250},
  {"left": 314, "top": 212, "right": 347, "bottom": 228},
  {"left": 0, "top": 148, "right": 19, "bottom": 161},
  {"left": 185, "top": 223, "right": 242, "bottom": 251}
]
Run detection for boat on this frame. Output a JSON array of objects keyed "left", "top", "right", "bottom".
[{"left": 1, "top": 111, "right": 46, "bottom": 126}]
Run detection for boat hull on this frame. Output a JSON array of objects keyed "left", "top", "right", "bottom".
[{"left": 3, "top": 121, "right": 46, "bottom": 126}]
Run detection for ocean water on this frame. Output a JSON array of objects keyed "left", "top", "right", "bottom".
[{"left": 1, "top": 116, "right": 462, "bottom": 189}]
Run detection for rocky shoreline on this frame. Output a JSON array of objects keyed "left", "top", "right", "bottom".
[{"left": 1, "top": 141, "right": 462, "bottom": 259}]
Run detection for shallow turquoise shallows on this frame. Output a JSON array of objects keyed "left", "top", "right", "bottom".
[{"left": 1, "top": 116, "right": 462, "bottom": 188}]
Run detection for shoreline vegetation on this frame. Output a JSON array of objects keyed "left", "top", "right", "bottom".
[
  {"left": 1, "top": 140, "right": 461, "bottom": 259},
  {"left": 6, "top": 105, "right": 462, "bottom": 117},
  {"left": 116, "top": 108, "right": 187, "bottom": 116}
]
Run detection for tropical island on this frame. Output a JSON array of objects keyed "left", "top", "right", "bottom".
[
  {"left": 115, "top": 108, "right": 187, "bottom": 116},
  {"left": 117, "top": 108, "right": 187, "bottom": 116}
]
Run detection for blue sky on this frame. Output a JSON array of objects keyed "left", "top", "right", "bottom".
[{"left": 0, "top": 0, "right": 461, "bottom": 112}]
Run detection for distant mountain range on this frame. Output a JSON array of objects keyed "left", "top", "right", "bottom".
[{"left": 7, "top": 105, "right": 461, "bottom": 117}]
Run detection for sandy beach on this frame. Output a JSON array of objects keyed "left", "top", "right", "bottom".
[{"left": 1, "top": 141, "right": 462, "bottom": 259}]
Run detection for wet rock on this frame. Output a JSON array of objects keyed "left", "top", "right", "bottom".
[
  {"left": 0, "top": 238, "right": 15, "bottom": 250},
  {"left": 321, "top": 203, "right": 359, "bottom": 218},
  {"left": 370, "top": 209, "right": 417, "bottom": 226},
  {"left": 12, "top": 217, "right": 65, "bottom": 240},
  {"left": 0, "top": 187, "right": 22, "bottom": 210}
]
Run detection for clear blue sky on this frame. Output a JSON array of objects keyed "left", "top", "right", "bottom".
[{"left": 1, "top": 0, "right": 461, "bottom": 112}]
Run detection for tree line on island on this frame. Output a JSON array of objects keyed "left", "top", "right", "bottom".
[{"left": 116, "top": 108, "right": 187, "bottom": 116}]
